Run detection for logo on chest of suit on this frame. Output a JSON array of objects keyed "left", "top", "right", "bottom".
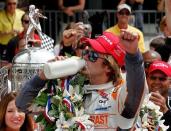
[
  {"left": 98, "top": 97, "right": 109, "bottom": 104},
  {"left": 98, "top": 90, "right": 109, "bottom": 106},
  {"left": 97, "top": 95, "right": 110, "bottom": 110},
  {"left": 90, "top": 114, "right": 108, "bottom": 128}
]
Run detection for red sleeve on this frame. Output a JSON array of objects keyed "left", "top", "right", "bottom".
[{"left": 34, "top": 34, "right": 42, "bottom": 45}]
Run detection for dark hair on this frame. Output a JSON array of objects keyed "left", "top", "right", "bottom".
[
  {"left": 21, "top": 12, "right": 29, "bottom": 22},
  {"left": 0, "top": 92, "right": 34, "bottom": 131},
  {"left": 149, "top": 37, "right": 165, "bottom": 50}
]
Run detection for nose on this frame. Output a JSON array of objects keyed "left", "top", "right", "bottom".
[
  {"left": 17, "top": 116, "right": 22, "bottom": 121},
  {"left": 153, "top": 79, "right": 162, "bottom": 85},
  {"left": 13, "top": 111, "right": 22, "bottom": 120}
]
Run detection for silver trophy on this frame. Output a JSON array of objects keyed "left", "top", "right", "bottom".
[
  {"left": 11, "top": 47, "right": 55, "bottom": 91},
  {"left": 11, "top": 5, "right": 55, "bottom": 91},
  {"left": 26, "top": 5, "right": 54, "bottom": 51},
  {"left": 26, "top": 5, "right": 47, "bottom": 46},
  {"left": 0, "top": 67, "right": 8, "bottom": 100}
]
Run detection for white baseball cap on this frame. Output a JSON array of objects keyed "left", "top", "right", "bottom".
[{"left": 117, "top": 4, "right": 131, "bottom": 13}]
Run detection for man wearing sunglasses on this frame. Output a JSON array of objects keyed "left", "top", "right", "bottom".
[
  {"left": 106, "top": 4, "right": 145, "bottom": 53},
  {"left": 16, "top": 30, "right": 147, "bottom": 130},
  {"left": 147, "top": 60, "right": 171, "bottom": 130},
  {"left": 142, "top": 50, "right": 162, "bottom": 75},
  {"left": 77, "top": 31, "right": 147, "bottom": 130}
]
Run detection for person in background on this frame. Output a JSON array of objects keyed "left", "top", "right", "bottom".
[
  {"left": 0, "top": 0, "right": 25, "bottom": 60},
  {"left": 165, "top": 0, "right": 171, "bottom": 32},
  {"left": 6, "top": 13, "right": 41, "bottom": 63},
  {"left": 143, "top": 50, "right": 162, "bottom": 74},
  {"left": 106, "top": 4, "right": 145, "bottom": 53},
  {"left": 19, "top": 12, "right": 41, "bottom": 46},
  {"left": 149, "top": 15, "right": 171, "bottom": 62},
  {"left": 132, "top": 0, "right": 144, "bottom": 32},
  {"left": 155, "top": 37, "right": 171, "bottom": 62},
  {"left": 156, "top": 0, "right": 165, "bottom": 33},
  {"left": 58, "top": 22, "right": 91, "bottom": 56},
  {"left": 0, "top": 92, "right": 34, "bottom": 131},
  {"left": 150, "top": 15, "right": 171, "bottom": 45},
  {"left": 147, "top": 60, "right": 171, "bottom": 130},
  {"left": 119, "top": 0, "right": 144, "bottom": 32},
  {"left": 157, "top": 0, "right": 165, "bottom": 12},
  {"left": 149, "top": 37, "right": 165, "bottom": 50},
  {"left": 159, "top": 16, "right": 171, "bottom": 37},
  {"left": 58, "top": 0, "right": 85, "bottom": 37},
  {"left": 58, "top": 0, "right": 85, "bottom": 21},
  {"left": 15, "top": 38, "right": 27, "bottom": 53}
]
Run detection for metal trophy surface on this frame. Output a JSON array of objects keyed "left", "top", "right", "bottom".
[
  {"left": 0, "top": 67, "right": 8, "bottom": 100},
  {"left": 11, "top": 47, "right": 55, "bottom": 91},
  {"left": 11, "top": 5, "right": 55, "bottom": 91}
]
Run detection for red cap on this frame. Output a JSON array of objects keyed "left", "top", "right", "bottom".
[
  {"left": 148, "top": 61, "right": 171, "bottom": 76},
  {"left": 80, "top": 32, "right": 125, "bottom": 66}
]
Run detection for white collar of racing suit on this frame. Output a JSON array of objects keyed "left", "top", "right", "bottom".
[{"left": 83, "top": 81, "right": 114, "bottom": 94}]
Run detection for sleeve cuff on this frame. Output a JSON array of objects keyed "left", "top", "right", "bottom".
[
  {"left": 125, "top": 50, "right": 143, "bottom": 64},
  {"left": 116, "top": 114, "right": 136, "bottom": 129}
]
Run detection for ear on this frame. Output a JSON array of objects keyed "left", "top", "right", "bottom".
[
  {"left": 105, "top": 64, "right": 112, "bottom": 73},
  {"left": 116, "top": 12, "right": 119, "bottom": 18}
]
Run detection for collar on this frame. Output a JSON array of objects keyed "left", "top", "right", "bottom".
[
  {"left": 83, "top": 81, "right": 114, "bottom": 94},
  {"left": 116, "top": 24, "right": 129, "bottom": 30}
]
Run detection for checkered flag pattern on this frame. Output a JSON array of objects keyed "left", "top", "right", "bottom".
[{"left": 39, "top": 32, "right": 54, "bottom": 51}]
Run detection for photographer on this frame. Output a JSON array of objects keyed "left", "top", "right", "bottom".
[{"left": 59, "top": 22, "right": 91, "bottom": 56}]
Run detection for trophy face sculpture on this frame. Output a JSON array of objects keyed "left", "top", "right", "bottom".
[{"left": 11, "top": 5, "right": 55, "bottom": 91}]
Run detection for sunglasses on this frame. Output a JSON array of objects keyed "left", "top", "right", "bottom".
[
  {"left": 82, "top": 50, "right": 105, "bottom": 62},
  {"left": 118, "top": 11, "right": 130, "bottom": 16},
  {"left": 149, "top": 76, "right": 167, "bottom": 81},
  {"left": 22, "top": 20, "right": 29, "bottom": 24},
  {"left": 7, "top": 2, "right": 16, "bottom": 5},
  {"left": 144, "top": 61, "right": 152, "bottom": 69}
]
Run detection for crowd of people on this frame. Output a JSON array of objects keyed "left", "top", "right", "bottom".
[{"left": 0, "top": 0, "right": 171, "bottom": 130}]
